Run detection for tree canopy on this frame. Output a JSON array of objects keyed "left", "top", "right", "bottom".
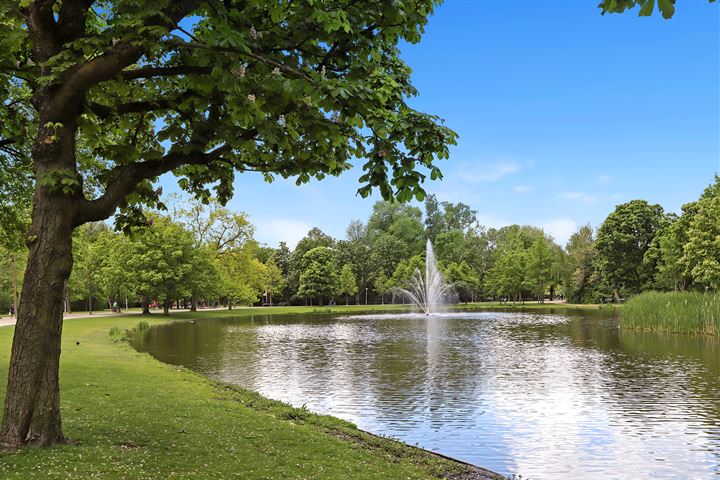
[{"left": 0, "top": 0, "right": 456, "bottom": 233}]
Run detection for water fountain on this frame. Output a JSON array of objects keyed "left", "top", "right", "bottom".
[{"left": 400, "top": 239, "right": 453, "bottom": 315}]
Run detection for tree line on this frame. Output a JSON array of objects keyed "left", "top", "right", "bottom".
[{"left": 4, "top": 176, "right": 715, "bottom": 314}]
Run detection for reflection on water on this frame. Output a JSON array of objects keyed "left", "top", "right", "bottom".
[{"left": 132, "top": 311, "right": 720, "bottom": 479}]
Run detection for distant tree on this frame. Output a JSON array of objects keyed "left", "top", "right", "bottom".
[
  {"left": 367, "top": 201, "right": 423, "bottom": 239},
  {"left": 269, "top": 242, "right": 292, "bottom": 301},
  {"left": 566, "top": 225, "right": 598, "bottom": 303},
  {"left": 338, "top": 264, "right": 358, "bottom": 305},
  {"left": 261, "top": 260, "right": 285, "bottom": 306},
  {"left": 596, "top": 200, "right": 665, "bottom": 301},
  {"left": 682, "top": 178, "right": 720, "bottom": 290},
  {"left": 390, "top": 255, "right": 425, "bottom": 292},
  {"left": 174, "top": 198, "right": 252, "bottom": 309},
  {"left": 443, "top": 261, "right": 480, "bottom": 303},
  {"left": 442, "top": 201, "right": 477, "bottom": 232},
  {"left": 123, "top": 216, "right": 198, "bottom": 315},
  {"left": 373, "top": 271, "right": 391, "bottom": 304},
  {"left": 424, "top": 194, "right": 446, "bottom": 242},
  {"left": 96, "top": 232, "right": 135, "bottom": 309},
  {"left": 525, "top": 236, "right": 552, "bottom": 302},
  {"left": 299, "top": 247, "right": 339, "bottom": 305},
  {"left": 434, "top": 230, "right": 465, "bottom": 265},
  {"left": 68, "top": 223, "right": 109, "bottom": 313},
  {"left": 337, "top": 236, "right": 372, "bottom": 305},
  {"left": 218, "top": 242, "right": 267, "bottom": 309},
  {"left": 484, "top": 230, "right": 529, "bottom": 303},
  {"left": 289, "top": 228, "right": 336, "bottom": 299},
  {"left": 369, "top": 234, "right": 408, "bottom": 278}
]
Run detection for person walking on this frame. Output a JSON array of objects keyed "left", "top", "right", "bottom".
[{"left": 9, "top": 303, "right": 15, "bottom": 318}]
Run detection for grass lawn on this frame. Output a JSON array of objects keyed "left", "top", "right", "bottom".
[{"left": 0, "top": 306, "right": 502, "bottom": 480}]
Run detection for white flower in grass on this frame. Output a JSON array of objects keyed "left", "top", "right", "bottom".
[{"left": 247, "top": 94, "right": 256, "bottom": 103}]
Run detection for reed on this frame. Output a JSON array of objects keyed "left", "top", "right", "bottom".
[{"left": 621, "top": 291, "right": 720, "bottom": 335}]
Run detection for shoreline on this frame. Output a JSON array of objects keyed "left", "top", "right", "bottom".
[{"left": 0, "top": 308, "right": 506, "bottom": 479}]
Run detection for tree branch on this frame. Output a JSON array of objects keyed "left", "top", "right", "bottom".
[
  {"left": 75, "top": 144, "right": 230, "bottom": 225},
  {"left": 57, "top": 0, "right": 95, "bottom": 43},
  {"left": 48, "top": 0, "right": 203, "bottom": 119},
  {"left": 120, "top": 65, "right": 212, "bottom": 80},
  {"left": 165, "top": 40, "right": 317, "bottom": 85}
]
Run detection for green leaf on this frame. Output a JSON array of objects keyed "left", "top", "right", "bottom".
[{"left": 638, "top": 0, "right": 655, "bottom": 16}]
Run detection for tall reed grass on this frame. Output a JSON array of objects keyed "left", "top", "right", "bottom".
[{"left": 621, "top": 291, "right": 720, "bottom": 335}]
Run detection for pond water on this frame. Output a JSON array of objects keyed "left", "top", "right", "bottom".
[{"left": 131, "top": 310, "right": 720, "bottom": 479}]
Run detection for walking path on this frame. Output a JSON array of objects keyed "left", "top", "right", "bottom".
[{"left": 0, "top": 306, "right": 231, "bottom": 328}]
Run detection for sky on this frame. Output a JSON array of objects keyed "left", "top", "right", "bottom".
[{"left": 161, "top": 1, "right": 720, "bottom": 248}]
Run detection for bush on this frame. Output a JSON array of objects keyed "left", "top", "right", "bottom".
[
  {"left": 136, "top": 320, "right": 150, "bottom": 331},
  {"left": 109, "top": 326, "right": 120, "bottom": 336},
  {"left": 621, "top": 291, "right": 720, "bottom": 335}
]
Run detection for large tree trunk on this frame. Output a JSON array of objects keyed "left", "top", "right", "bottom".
[
  {"left": 190, "top": 295, "right": 198, "bottom": 312},
  {"left": 0, "top": 95, "right": 83, "bottom": 447},
  {"left": 0, "top": 195, "right": 75, "bottom": 448}
]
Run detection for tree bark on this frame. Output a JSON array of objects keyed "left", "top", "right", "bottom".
[
  {"left": 163, "top": 299, "right": 170, "bottom": 316},
  {"left": 0, "top": 192, "right": 75, "bottom": 448},
  {"left": 190, "top": 295, "right": 198, "bottom": 312}
]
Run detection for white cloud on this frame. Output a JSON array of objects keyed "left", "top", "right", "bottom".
[
  {"left": 596, "top": 174, "right": 613, "bottom": 184},
  {"left": 542, "top": 218, "right": 578, "bottom": 245},
  {"left": 458, "top": 161, "right": 521, "bottom": 182},
  {"left": 256, "top": 218, "right": 313, "bottom": 249},
  {"left": 512, "top": 185, "right": 533, "bottom": 194},
  {"left": 557, "top": 191, "right": 598, "bottom": 204}
]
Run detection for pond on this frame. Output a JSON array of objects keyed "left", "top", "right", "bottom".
[{"left": 131, "top": 309, "right": 720, "bottom": 479}]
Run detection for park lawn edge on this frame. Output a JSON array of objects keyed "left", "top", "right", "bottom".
[{"left": 0, "top": 306, "right": 504, "bottom": 480}]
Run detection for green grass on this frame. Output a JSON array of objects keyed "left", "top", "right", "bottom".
[
  {"left": 452, "top": 301, "right": 617, "bottom": 312},
  {"left": 0, "top": 308, "right": 500, "bottom": 480},
  {"left": 621, "top": 291, "right": 720, "bottom": 335}
]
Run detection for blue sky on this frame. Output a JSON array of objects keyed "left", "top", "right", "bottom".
[{"left": 162, "top": 1, "right": 719, "bottom": 248}]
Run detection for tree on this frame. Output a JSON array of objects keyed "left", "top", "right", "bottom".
[
  {"left": 124, "top": 216, "right": 197, "bottom": 315},
  {"left": 0, "top": 1, "right": 456, "bottom": 446},
  {"left": 288, "top": 228, "right": 336, "bottom": 301},
  {"left": 598, "top": 0, "right": 716, "bottom": 19},
  {"left": 443, "top": 261, "right": 479, "bottom": 303},
  {"left": 434, "top": 230, "right": 465, "bottom": 265},
  {"left": 338, "top": 264, "right": 358, "bottom": 305},
  {"left": 566, "top": 225, "right": 598, "bottom": 303},
  {"left": 298, "top": 247, "right": 339, "bottom": 305},
  {"left": 175, "top": 197, "right": 253, "bottom": 309},
  {"left": 369, "top": 233, "right": 408, "bottom": 279},
  {"left": 262, "top": 260, "right": 285, "bottom": 306},
  {"left": 68, "top": 222, "right": 108, "bottom": 313},
  {"left": 682, "top": 177, "right": 720, "bottom": 290},
  {"left": 424, "top": 194, "right": 445, "bottom": 242},
  {"left": 595, "top": 200, "right": 665, "bottom": 301},
  {"left": 525, "top": 236, "right": 552, "bottom": 302},
  {"left": 373, "top": 271, "right": 391, "bottom": 304},
  {"left": 337, "top": 221, "right": 372, "bottom": 304}
]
